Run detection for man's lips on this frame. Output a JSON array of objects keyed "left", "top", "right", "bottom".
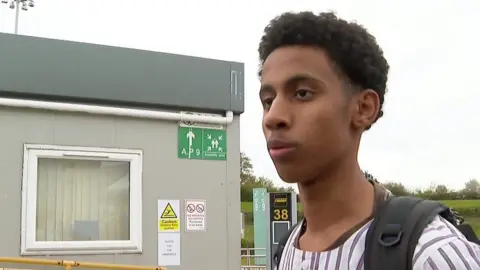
[
  {"left": 269, "top": 147, "right": 296, "bottom": 159},
  {"left": 267, "top": 139, "right": 297, "bottom": 159}
]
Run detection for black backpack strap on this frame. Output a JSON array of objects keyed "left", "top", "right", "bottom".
[
  {"left": 273, "top": 221, "right": 302, "bottom": 268},
  {"left": 443, "top": 209, "right": 480, "bottom": 243},
  {"left": 457, "top": 224, "right": 480, "bottom": 244},
  {"left": 364, "top": 196, "right": 449, "bottom": 270}
]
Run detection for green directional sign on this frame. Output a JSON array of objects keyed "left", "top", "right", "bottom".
[
  {"left": 253, "top": 188, "right": 267, "bottom": 265},
  {"left": 178, "top": 127, "right": 203, "bottom": 159},
  {"left": 202, "top": 128, "right": 227, "bottom": 160},
  {"left": 178, "top": 126, "right": 227, "bottom": 160}
]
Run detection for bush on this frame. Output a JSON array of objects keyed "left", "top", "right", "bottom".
[
  {"left": 243, "top": 212, "right": 253, "bottom": 224},
  {"left": 454, "top": 207, "right": 480, "bottom": 217},
  {"left": 241, "top": 237, "right": 254, "bottom": 248}
]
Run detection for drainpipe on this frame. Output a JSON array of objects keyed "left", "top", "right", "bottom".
[{"left": 0, "top": 97, "right": 234, "bottom": 125}]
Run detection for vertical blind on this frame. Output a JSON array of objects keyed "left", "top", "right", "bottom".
[{"left": 35, "top": 158, "right": 130, "bottom": 242}]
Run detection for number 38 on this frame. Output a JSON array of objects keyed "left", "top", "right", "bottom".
[{"left": 273, "top": 209, "right": 289, "bottom": 220}]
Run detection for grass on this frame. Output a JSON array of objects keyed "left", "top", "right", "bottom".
[
  {"left": 441, "top": 200, "right": 480, "bottom": 235},
  {"left": 464, "top": 217, "right": 480, "bottom": 235},
  {"left": 240, "top": 202, "right": 252, "bottom": 213},
  {"left": 241, "top": 224, "right": 255, "bottom": 265},
  {"left": 440, "top": 200, "right": 480, "bottom": 209},
  {"left": 244, "top": 224, "right": 254, "bottom": 244}
]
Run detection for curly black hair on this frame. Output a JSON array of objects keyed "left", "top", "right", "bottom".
[{"left": 258, "top": 11, "right": 390, "bottom": 125}]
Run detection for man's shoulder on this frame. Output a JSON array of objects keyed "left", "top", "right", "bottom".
[{"left": 413, "top": 215, "right": 480, "bottom": 269}]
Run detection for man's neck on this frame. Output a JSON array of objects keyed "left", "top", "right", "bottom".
[{"left": 298, "top": 161, "right": 374, "bottom": 235}]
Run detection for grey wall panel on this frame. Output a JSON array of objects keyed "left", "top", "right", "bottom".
[
  {"left": 230, "top": 62, "right": 245, "bottom": 113},
  {"left": 225, "top": 114, "right": 242, "bottom": 270},
  {"left": 0, "top": 33, "right": 244, "bottom": 113},
  {"left": 0, "top": 106, "right": 241, "bottom": 270}
]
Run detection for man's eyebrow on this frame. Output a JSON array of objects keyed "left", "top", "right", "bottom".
[
  {"left": 259, "top": 73, "right": 325, "bottom": 96},
  {"left": 285, "top": 74, "right": 323, "bottom": 87},
  {"left": 259, "top": 84, "right": 274, "bottom": 97}
]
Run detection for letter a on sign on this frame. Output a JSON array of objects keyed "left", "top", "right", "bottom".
[{"left": 161, "top": 203, "right": 177, "bottom": 218}]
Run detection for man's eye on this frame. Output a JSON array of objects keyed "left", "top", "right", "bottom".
[
  {"left": 262, "top": 97, "right": 274, "bottom": 109},
  {"left": 294, "top": 89, "right": 313, "bottom": 100}
]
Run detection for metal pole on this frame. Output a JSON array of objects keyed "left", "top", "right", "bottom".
[{"left": 14, "top": 0, "right": 19, "bottom": 34}]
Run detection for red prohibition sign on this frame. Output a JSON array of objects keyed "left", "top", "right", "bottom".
[
  {"left": 195, "top": 204, "right": 205, "bottom": 213},
  {"left": 186, "top": 204, "right": 195, "bottom": 213}
]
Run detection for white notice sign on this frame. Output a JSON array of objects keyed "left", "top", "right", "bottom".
[
  {"left": 185, "top": 199, "right": 207, "bottom": 231},
  {"left": 158, "top": 232, "right": 181, "bottom": 266}
]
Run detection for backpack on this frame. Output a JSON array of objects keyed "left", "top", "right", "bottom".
[{"left": 273, "top": 196, "right": 479, "bottom": 270}]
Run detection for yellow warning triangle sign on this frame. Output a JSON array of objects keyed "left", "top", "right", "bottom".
[{"left": 160, "top": 203, "right": 177, "bottom": 219}]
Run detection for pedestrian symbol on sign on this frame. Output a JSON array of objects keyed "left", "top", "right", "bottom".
[{"left": 205, "top": 133, "right": 224, "bottom": 154}]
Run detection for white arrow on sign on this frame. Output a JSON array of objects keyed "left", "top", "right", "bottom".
[{"left": 187, "top": 129, "right": 195, "bottom": 158}]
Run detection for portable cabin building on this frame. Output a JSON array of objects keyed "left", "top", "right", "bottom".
[{"left": 0, "top": 33, "right": 243, "bottom": 270}]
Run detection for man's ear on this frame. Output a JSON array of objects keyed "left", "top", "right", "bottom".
[{"left": 351, "top": 89, "right": 380, "bottom": 130}]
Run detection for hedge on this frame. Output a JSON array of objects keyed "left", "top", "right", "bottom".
[{"left": 453, "top": 207, "right": 480, "bottom": 217}]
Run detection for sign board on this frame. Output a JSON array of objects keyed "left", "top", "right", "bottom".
[
  {"left": 253, "top": 188, "right": 267, "bottom": 265},
  {"left": 185, "top": 199, "right": 207, "bottom": 231},
  {"left": 265, "top": 192, "right": 297, "bottom": 270},
  {"left": 158, "top": 231, "right": 181, "bottom": 266},
  {"left": 178, "top": 126, "right": 227, "bottom": 160},
  {"left": 158, "top": 200, "right": 180, "bottom": 233},
  {"left": 157, "top": 199, "right": 181, "bottom": 266}
]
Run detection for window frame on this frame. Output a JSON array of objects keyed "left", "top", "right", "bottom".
[{"left": 21, "top": 144, "right": 143, "bottom": 255}]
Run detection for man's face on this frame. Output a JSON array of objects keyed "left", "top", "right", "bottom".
[{"left": 260, "top": 46, "right": 357, "bottom": 184}]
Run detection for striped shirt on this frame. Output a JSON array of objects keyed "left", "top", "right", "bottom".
[{"left": 276, "top": 215, "right": 480, "bottom": 269}]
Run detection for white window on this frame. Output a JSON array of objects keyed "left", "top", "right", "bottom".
[{"left": 21, "top": 144, "right": 143, "bottom": 255}]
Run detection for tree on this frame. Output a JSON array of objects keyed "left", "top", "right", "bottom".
[
  {"left": 240, "top": 152, "right": 298, "bottom": 201},
  {"left": 462, "top": 179, "right": 480, "bottom": 199},
  {"left": 464, "top": 179, "right": 479, "bottom": 193},
  {"left": 433, "top": 184, "right": 451, "bottom": 199},
  {"left": 383, "top": 182, "right": 411, "bottom": 196},
  {"left": 435, "top": 184, "right": 448, "bottom": 194},
  {"left": 417, "top": 183, "right": 446, "bottom": 200},
  {"left": 240, "top": 152, "right": 255, "bottom": 185}
]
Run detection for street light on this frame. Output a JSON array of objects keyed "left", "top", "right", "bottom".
[
  {"left": 1, "top": 0, "right": 35, "bottom": 34},
  {"left": 2, "top": 0, "right": 34, "bottom": 10}
]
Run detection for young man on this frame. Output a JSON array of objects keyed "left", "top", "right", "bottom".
[{"left": 258, "top": 11, "right": 480, "bottom": 269}]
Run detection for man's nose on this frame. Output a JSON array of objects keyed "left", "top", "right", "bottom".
[{"left": 263, "top": 98, "right": 291, "bottom": 130}]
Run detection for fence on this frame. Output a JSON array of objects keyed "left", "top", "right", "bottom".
[
  {"left": 0, "top": 257, "right": 167, "bottom": 270},
  {"left": 241, "top": 248, "right": 266, "bottom": 270},
  {"left": 0, "top": 250, "right": 267, "bottom": 269}
]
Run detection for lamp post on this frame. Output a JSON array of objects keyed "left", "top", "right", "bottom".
[{"left": 1, "top": 0, "right": 35, "bottom": 34}]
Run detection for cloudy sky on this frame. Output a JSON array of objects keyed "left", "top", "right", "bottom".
[{"left": 1, "top": 0, "right": 479, "bottom": 191}]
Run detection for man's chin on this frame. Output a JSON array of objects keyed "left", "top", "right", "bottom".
[
  {"left": 275, "top": 168, "right": 302, "bottom": 184},
  {"left": 275, "top": 167, "right": 316, "bottom": 185},
  {"left": 279, "top": 178, "right": 298, "bottom": 184}
]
